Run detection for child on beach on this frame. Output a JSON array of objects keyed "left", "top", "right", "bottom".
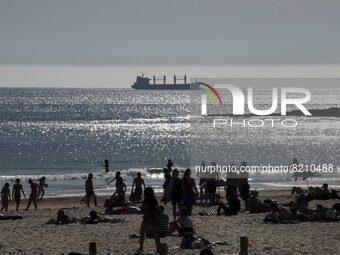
[
  {"left": 38, "top": 176, "right": 48, "bottom": 200},
  {"left": 132, "top": 172, "right": 146, "bottom": 202},
  {"left": 24, "top": 179, "right": 40, "bottom": 211},
  {"left": 101, "top": 159, "right": 110, "bottom": 173},
  {"left": 137, "top": 187, "right": 161, "bottom": 254},
  {"left": 12, "top": 179, "right": 26, "bottom": 211},
  {"left": 85, "top": 173, "right": 97, "bottom": 207},
  {"left": 1, "top": 183, "right": 11, "bottom": 212}
]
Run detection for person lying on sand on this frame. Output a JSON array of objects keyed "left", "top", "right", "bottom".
[
  {"left": 81, "top": 210, "right": 112, "bottom": 224},
  {"left": 56, "top": 209, "right": 77, "bottom": 225},
  {"left": 248, "top": 191, "right": 270, "bottom": 214},
  {"left": 265, "top": 203, "right": 312, "bottom": 222},
  {"left": 180, "top": 232, "right": 226, "bottom": 250},
  {"left": 180, "top": 232, "right": 206, "bottom": 249},
  {"left": 169, "top": 207, "right": 194, "bottom": 236}
]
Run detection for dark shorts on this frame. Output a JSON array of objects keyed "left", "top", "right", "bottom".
[
  {"left": 206, "top": 180, "right": 217, "bottom": 194},
  {"left": 86, "top": 190, "right": 96, "bottom": 199},
  {"left": 134, "top": 188, "right": 143, "bottom": 198},
  {"left": 240, "top": 183, "right": 250, "bottom": 200},
  {"left": 14, "top": 195, "right": 21, "bottom": 203},
  {"left": 199, "top": 178, "right": 207, "bottom": 186}
]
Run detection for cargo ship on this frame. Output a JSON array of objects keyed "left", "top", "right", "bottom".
[{"left": 131, "top": 74, "right": 197, "bottom": 90}]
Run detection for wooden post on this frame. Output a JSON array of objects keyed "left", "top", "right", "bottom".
[
  {"left": 89, "top": 242, "right": 97, "bottom": 255},
  {"left": 240, "top": 236, "right": 248, "bottom": 255}
]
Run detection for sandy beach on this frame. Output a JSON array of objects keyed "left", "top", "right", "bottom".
[{"left": 0, "top": 187, "right": 339, "bottom": 255}]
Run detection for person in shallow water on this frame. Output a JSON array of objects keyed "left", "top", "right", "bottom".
[{"left": 101, "top": 159, "right": 110, "bottom": 173}]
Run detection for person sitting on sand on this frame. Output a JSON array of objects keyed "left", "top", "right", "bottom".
[
  {"left": 105, "top": 190, "right": 127, "bottom": 208},
  {"left": 138, "top": 187, "right": 161, "bottom": 253},
  {"left": 217, "top": 190, "right": 240, "bottom": 216},
  {"left": 291, "top": 186, "right": 304, "bottom": 195},
  {"left": 310, "top": 204, "right": 328, "bottom": 221},
  {"left": 24, "top": 179, "right": 40, "bottom": 211},
  {"left": 290, "top": 194, "right": 314, "bottom": 215},
  {"left": 56, "top": 209, "right": 76, "bottom": 225},
  {"left": 113, "top": 177, "right": 127, "bottom": 198},
  {"left": 169, "top": 207, "right": 194, "bottom": 236},
  {"left": 131, "top": 172, "right": 146, "bottom": 202},
  {"left": 38, "top": 176, "right": 48, "bottom": 200},
  {"left": 12, "top": 179, "right": 26, "bottom": 212},
  {"left": 85, "top": 173, "right": 97, "bottom": 207},
  {"left": 248, "top": 190, "right": 270, "bottom": 214},
  {"left": 1, "top": 183, "right": 11, "bottom": 212},
  {"left": 146, "top": 205, "right": 169, "bottom": 238},
  {"left": 308, "top": 183, "right": 331, "bottom": 200}
]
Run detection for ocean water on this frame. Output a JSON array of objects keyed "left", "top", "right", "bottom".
[{"left": 0, "top": 88, "right": 339, "bottom": 196}]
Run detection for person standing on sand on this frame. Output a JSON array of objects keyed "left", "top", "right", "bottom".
[
  {"left": 182, "top": 168, "right": 198, "bottom": 216},
  {"left": 85, "top": 173, "right": 97, "bottom": 207},
  {"left": 1, "top": 183, "right": 11, "bottom": 212},
  {"left": 137, "top": 187, "right": 161, "bottom": 254},
  {"left": 24, "top": 179, "right": 40, "bottom": 211},
  {"left": 12, "top": 178, "right": 26, "bottom": 211},
  {"left": 171, "top": 169, "right": 182, "bottom": 220},
  {"left": 132, "top": 172, "right": 146, "bottom": 201},
  {"left": 38, "top": 176, "right": 48, "bottom": 200}
]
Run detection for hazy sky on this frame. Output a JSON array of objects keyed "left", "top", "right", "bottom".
[{"left": 1, "top": 0, "right": 340, "bottom": 87}]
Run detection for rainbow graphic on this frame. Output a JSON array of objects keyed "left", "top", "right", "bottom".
[{"left": 199, "top": 82, "right": 223, "bottom": 105}]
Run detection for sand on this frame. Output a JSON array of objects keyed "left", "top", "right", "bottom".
[{"left": 0, "top": 189, "right": 339, "bottom": 255}]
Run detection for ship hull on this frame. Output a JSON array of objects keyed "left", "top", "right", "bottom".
[{"left": 131, "top": 83, "right": 198, "bottom": 90}]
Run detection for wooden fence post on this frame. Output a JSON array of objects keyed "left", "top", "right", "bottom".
[
  {"left": 240, "top": 236, "right": 248, "bottom": 255},
  {"left": 89, "top": 242, "right": 97, "bottom": 255}
]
